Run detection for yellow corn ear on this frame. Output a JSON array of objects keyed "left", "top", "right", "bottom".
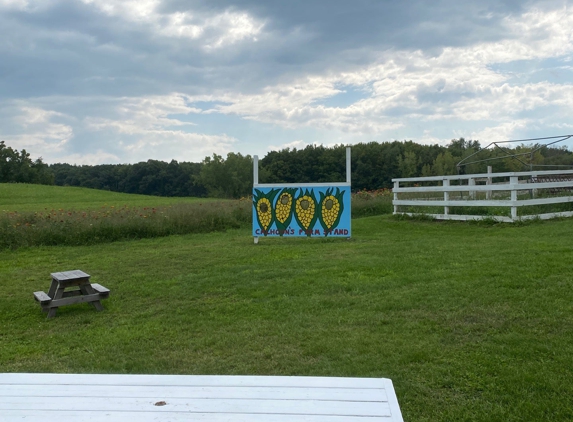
[
  {"left": 256, "top": 198, "right": 272, "bottom": 230},
  {"left": 295, "top": 195, "right": 316, "bottom": 229},
  {"left": 275, "top": 193, "right": 293, "bottom": 224},
  {"left": 321, "top": 195, "right": 341, "bottom": 229}
]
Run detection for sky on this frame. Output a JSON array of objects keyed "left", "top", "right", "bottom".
[{"left": 1, "top": 0, "right": 573, "bottom": 165}]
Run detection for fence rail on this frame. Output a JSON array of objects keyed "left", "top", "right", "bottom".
[{"left": 392, "top": 170, "right": 573, "bottom": 222}]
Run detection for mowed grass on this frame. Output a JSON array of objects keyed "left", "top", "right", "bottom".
[
  {"left": 0, "top": 183, "right": 216, "bottom": 212},
  {"left": 1, "top": 215, "right": 573, "bottom": 421}
]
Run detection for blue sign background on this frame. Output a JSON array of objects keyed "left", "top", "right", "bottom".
[{"left": 252, "top": 185, "right": 351, "bottom": 237}]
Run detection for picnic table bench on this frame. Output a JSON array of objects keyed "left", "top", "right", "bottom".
[
  {"left": 0, "top": 373, "right": 404, "bottom": 421},
  {"left": 33, "top": 270, "right": 110, "bottom": 318}
]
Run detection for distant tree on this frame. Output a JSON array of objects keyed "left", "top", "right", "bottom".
[
  {"left": 26, "top": 138, "right": 573, "bottom": 198},
  {"left": 199, "top": 152, "right": 253, "bottom": 198},
  {"left": 398, "top": 150, "right": 418, "bottom": 178},
  {"left": 447, "top": 138, "right": 480, "bottom": 158},
  {"left": 537, "top": 145, "right": 573, "bottom": 168},
  {"left": 51, "top": 159, "right": 206, "bottom": 197},
  {"left": 351, "top": 142, "right": 404, "bottom": 190},
  {"left": 421, "top": 163, "right": 433, "bottom": 177},
  {"left": 260, "top": 144, "right": 346, "bottom": 184},
  {"left": 432, "top": 151, "right": 457, "bottom": 175},
  {"left": 0, "top": 141, "right": 53, "bottom": 185}
]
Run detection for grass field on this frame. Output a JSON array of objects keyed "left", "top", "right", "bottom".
[
  {"left": 0, "top": 184, "right": 251, "bottom": 249},
  {"left": 0, "top": 183, "right": 214, "bottom": 212},
  {"left": 1, "top": 184, "right": 573, "bottom": 421},
  {"left": 0, "top": 184, "right": 391, "bottom": 249}
]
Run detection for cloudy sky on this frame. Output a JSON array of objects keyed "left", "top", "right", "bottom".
[{"left": 1, "top": 0, "right": 573, "bottom": 164}]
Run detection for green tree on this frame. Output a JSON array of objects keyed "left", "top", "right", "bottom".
[
  {"left": 397, "top": 150, "right": 418, "bottom": 178},
  {"left": 199, "top": 152, "right": 253, "bottom": 198},
  {"left": 432, "top": 151, "right": 457, "bottom": 175},
  {"left": 0, "top": 141, "right": 53, "bottom": 184},
  {"left": 421, "top": 163, "right": 433, "bottom": 177}
]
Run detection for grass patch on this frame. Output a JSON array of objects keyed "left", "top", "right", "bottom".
[
  {"left": 2, "top": 216, "right": 573, "bottom": 421},
  {"left": 351, "top": 188, "right": 393, "bottom": 217},
  {"left": 0, "top": 201, "right": 251, "bottom": 249},
  {"left": 0, "top": 183, "right": 214, "bottom": 212}
]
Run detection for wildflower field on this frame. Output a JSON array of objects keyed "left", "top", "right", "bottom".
[
  {"left": 1, "top": 183, "right": 573, "bottom": 421},
  {"left": 0, "top": 184, "right": 392, "bottom": 249}
]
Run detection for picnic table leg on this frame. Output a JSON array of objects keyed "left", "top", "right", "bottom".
[
  {"left": 46, "top": 284, "right": 65, "bottom": 319},
  {"left": 47, "top": 279, "right": 58, "bottom": 299},
  {"left": 79, "top": 284, "right": 104, "bottom": 311},
  {"left": 43, "top": 279, "right": 58, "bottom": 313}
]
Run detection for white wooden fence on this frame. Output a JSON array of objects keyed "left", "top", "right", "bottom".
[{"left": 392, "top": 169, "right": 573, "bottom": 222}]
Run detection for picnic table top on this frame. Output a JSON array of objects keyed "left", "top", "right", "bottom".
[
  {"left": 51, "top": 270, "right": 90, "bottom": 281},
  {"left": 0, "top": 373, "right": 404, "bottom": 422}
]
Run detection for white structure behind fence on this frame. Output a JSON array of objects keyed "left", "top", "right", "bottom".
[{"left": 392, "top": 169, "right": 573, "bottom": 222}]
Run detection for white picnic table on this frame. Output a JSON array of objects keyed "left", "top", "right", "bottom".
[{"left": 0, "top": 373, "right": 404, "bottom": 421}]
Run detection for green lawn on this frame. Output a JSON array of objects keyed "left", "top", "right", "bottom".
[
  {"left": 1, "top": 214, "right": 572, "bottom": 421},
  {"left": 0, "top": 183, "right": 214, "bottom": 212}
]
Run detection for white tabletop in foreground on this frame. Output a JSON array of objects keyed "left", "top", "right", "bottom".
[{"left": 0, "top": 373, "right": 404, "bottom": 422}]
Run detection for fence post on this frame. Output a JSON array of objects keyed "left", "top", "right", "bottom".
[
  {"left": 443, "top": 179, "right": 450, "bottom": 216},
  {"left": 253, "top": 155, "right": 259, "bottom": 185},
  {"left": 346, "top": 147, "right": 351, "bottom": 184},
  {"left": 531, "top": 173, "right": 538, "bottom": 198},
  {"left": 486, "top": 166, "right": 492, "bottom": 200},
  {"left": 510, "top": 176, "right": 518, "bottom": 221},
  {"left": 469, "top": 177, "right": 476, "bottom": 199},
  {"left": 253, "top": 156, "right": 259, "bottom": 244},
  {"left": 393, "top": 181, "right": 399, "bottom": 214}
]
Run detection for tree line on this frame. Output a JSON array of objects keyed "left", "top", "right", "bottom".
[{"left": 2, "top": 138, "right": 573, "bottom": 198}]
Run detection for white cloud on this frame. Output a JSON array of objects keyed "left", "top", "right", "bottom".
[
  {"left": 0, "top": 94, "right": 239, "bottom": 164},
  {"left": 80, "top": 93, "right": 239, "bottom": 162},
  {"left": 2, "top": 2, "right": 573, "bottom": 165},
  {"left": 0, "top": 0, "right": 55, "bottom": 11},
  {"left": 470, "top": 120, "right": 531, "bottom": 145},
  {"left": 416, "top": 131, "right": 448, "bottom": 146},
  {"left": 267, "top": 139, "right": 310, "bottom": 151},
  {"left": 58, "top": 151, "right": 121, "bottom": 165},
  {"left": 0, "top": 104, "right": 73, "bottom": 161},
  {"left": 122, "top": 131, "right": 236, "bottom": 163},
  {"left": 14, "top": 107, "right": 66, "bottom": 126},
  {"left": 79, "top": 0, "right": 159, "bottom": 21},
  {"left": 450, "top": 82, "right": 573, "bottom": 122},
  {"left": 0, "top": 0, "right": 27, "bottom": 9},
  {"left": 80, "top": 0, "right": 265, "bottom": 49},
  {"left": 85, "top": 94, "right": 201, "bottom": 134},
  {"left": 191, "top": 5, "right": 573, "bottom": 141},
  {"left": 200, "top": 11, "right": 264, "bottom": 50}
]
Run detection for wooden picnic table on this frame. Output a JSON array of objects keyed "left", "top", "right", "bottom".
[
  {"left": 33, "top": 270, "right": 110, "bottom": 318},
  {"left": 0, "top": 373, "right": 404, "bottom": 421}
]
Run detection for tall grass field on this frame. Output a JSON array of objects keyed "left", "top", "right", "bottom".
[
  {"left": 1, "top": 183, "right": 572, "bottom": 421},
  {"left": 0, "top": 184, "right": 392, "bottom": 249}
]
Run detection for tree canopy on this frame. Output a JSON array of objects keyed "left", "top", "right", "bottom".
[
  {"left": 2, "top": 138, "right": 573, "bottom": 198},
  {"left": 0, "top": 141, "right": 53, "bottom": 185}
]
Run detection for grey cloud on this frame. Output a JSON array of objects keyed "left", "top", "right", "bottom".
[
  {"left": 1, "top": 0, "right": 572, "bottom": 164},
  {"left": 170, "top": 0, "right": 528, "bottom": 47},
  {"left": 0, "top": 0, "right": 546, "bottom": 101},
  {"left": 0, "top": 2, "right": 233, "bottom": 98}
]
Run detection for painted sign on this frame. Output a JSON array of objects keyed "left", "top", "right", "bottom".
[{"left": 252, "top": 185, "right": 351, "bottom": 237}]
